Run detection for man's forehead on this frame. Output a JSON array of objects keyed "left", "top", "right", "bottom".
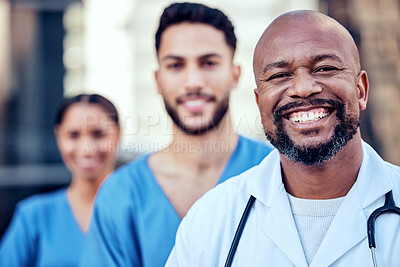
[
  {"left": 264, "top": 12, "right": 344, "bottom": 44},
  {"left": 253, "top": 11, "right": 359, "bottom": 75},
  {"left": 159, "top": 22, "right": 226, "bottom": 49},
  {"left": 256, "top": 27, "right": 346, "bottom": 62}
]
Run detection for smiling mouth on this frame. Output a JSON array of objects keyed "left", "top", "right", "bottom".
[
  {"left": 177, "top": 93, "right": 216, "bottom": 113},
  {"left": 181, "top": 98, "right": 209, "bottom": 113},
  {"left": 288, "top": 108, "right": 331, "bottom": 123},
  {"left": 77, "top": 158, "right": 101, "bottom": 170},
  {"left": 182, "top": 99, "right": 209, "bottom": 111},
  {"left": 177, "top": 92, "right": 216, "bottom": 105},
  {"left": 184, "top": 99, "right": 207, "bottom": 107}
]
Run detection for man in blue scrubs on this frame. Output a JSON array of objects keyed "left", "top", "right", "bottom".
[{"left": 81, "top": 2, "right": 272, "bottom": 266}]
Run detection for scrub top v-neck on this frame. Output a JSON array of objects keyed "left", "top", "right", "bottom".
[
  {"left": 0, "top": 189, "right": 86, "bottom": 267},
  {"left": 82, "top": 135, "right": 273, "bottom": 267}
]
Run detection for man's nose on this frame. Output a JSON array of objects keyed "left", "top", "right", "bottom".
[
  {"left": 287, "top": 71, "right": 322, "bottom": 98},
  {"left": 184, "top": 65, "right": 204, "bottom": 92}
]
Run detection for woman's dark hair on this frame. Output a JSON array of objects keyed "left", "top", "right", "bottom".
[
  {"left": 155, "top": 2, "right": 236, "bottom": 54},
  {"left": 54, "top": 94, "right": 119, "bottom": 126}
]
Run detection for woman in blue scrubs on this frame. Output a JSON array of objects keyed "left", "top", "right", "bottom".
[{"left": 0, "top": 94, "right": 120, "bottom": 266}]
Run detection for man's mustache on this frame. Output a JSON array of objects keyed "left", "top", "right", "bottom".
[{"left": 176, "top": 92, "right": 216, "bottom": 104}]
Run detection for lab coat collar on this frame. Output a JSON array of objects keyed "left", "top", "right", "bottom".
[
  {"left": 311, "top": 141, "right": 393, "bottom": 266},
  {"left": 354, "top": 141, "right": 393, "bottom": 208},
  {"left": 250, "top": 149, "right": 309, "bottom": 266},
  {"left": 256, "top": 179, "right": 309, "bottom": 267},
  {"left": 248, "top": 140, "right": 393, "bottom": 266},
  {"left": 250, "top": 148, "right": 283, "bottom": 207}
]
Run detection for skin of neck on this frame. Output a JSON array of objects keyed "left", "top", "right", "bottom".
[
  {"left": 67, "top": 171, "right": 111, "bottom": 205},
  {"left": 163, "top": 111, "right": 238, "bottom": 171},
  {"left": 281, "top": 131, "right": 364, "bottom": 199}
]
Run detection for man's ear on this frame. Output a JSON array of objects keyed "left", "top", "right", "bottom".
[
  {"left": 357, "top": 70, "right": 369, "bottom": 111},
  {"left": 231, "top": 65, "right": 241, "bottom": 90},
  {"left": 154, "top": 69, "right": 162, "bottom": 94},
  {"left": 254, "top": 88, "right": 260, "bottom": 110}
]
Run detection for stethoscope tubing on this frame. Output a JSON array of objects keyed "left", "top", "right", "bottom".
[
  {"left": 224, "top": 195, "right": 255, "bottom": 267},
  {"left": 367, "top": 190, "right": 400, "bottom": 267}
]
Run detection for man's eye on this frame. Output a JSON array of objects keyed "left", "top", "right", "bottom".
[
  {"left": 267, "top": 72, "right": 291, "bottom": 81},
  {"left": 167, "top": 62, "right": 183, "bottom": 69},
  {"left": 314, "top": 66, "right": 339, "bottom": 73},
  {"left": 201, "top": 60, "right": 218, "bottom": 67}
]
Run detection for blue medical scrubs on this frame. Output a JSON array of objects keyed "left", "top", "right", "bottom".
[
  {"left": 0, "top": 189, "right": 85, "bottom": 267},
  {"left": 81, "top": 135, "right": 272, "bottom": 267}
]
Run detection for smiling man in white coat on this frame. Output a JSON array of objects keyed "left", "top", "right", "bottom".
[{"left": 166, "top": 10, "right": 400, "bottom": 267}]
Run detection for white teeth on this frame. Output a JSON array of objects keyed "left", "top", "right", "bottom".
[
  {"left": 185, "top": 100, "right": 205, "bottom": 107},
  {"left": 289, "top": 111, "right": 329, "bottom": 123}
]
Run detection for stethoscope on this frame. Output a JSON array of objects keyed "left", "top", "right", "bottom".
[{"left": 224, "top": 191, "right": 400, "bottom": 267}]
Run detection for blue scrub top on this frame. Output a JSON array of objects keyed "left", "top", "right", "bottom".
[
  {"left": 81, "top": 135, "right": 273, "bottom": 267},
  {"left": 0, "top": 189, "right": 85, "bottom": 267}
]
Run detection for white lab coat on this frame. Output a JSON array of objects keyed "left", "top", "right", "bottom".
[{"left": 166, "top": 141, "right": 400, "bottom": 267}]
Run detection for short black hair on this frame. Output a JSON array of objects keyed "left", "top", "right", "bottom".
[
  {"left": 54, "top": 94, "right": 119, "bottom": 127},
  {"left": 155, "top": 2, "right": 236, "bottom": 54}
]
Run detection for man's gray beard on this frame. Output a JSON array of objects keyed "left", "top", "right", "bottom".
[{"left": 264, "top": 99, "right": 360, "bottom": 165}]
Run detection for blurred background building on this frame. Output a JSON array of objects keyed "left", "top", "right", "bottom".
[{"left": 0, "top": 0, "right": 399, "bottom": 237}]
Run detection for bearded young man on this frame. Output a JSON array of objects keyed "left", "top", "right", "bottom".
[
  {"left": 166, "top": 10, "right": 400, "bottom": 267},
  {"left": 80, "top": 2, "right": 272, "bottom": 267}
]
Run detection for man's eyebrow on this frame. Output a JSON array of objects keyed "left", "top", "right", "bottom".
[
  {"left": 263, "top": 61, "right": 289, "bottom": 75},
  {"left": 198, "top": 53, "right": 222, "bottom": 61},
  {"left": 160, "top": 55, "right": 184, "bottom": 62},
  {"left": 312, "top": 54, "right": 343, "bottom": 64},
  {"left": 161, "top": 53, "right": 222, "bottom": 62}
]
